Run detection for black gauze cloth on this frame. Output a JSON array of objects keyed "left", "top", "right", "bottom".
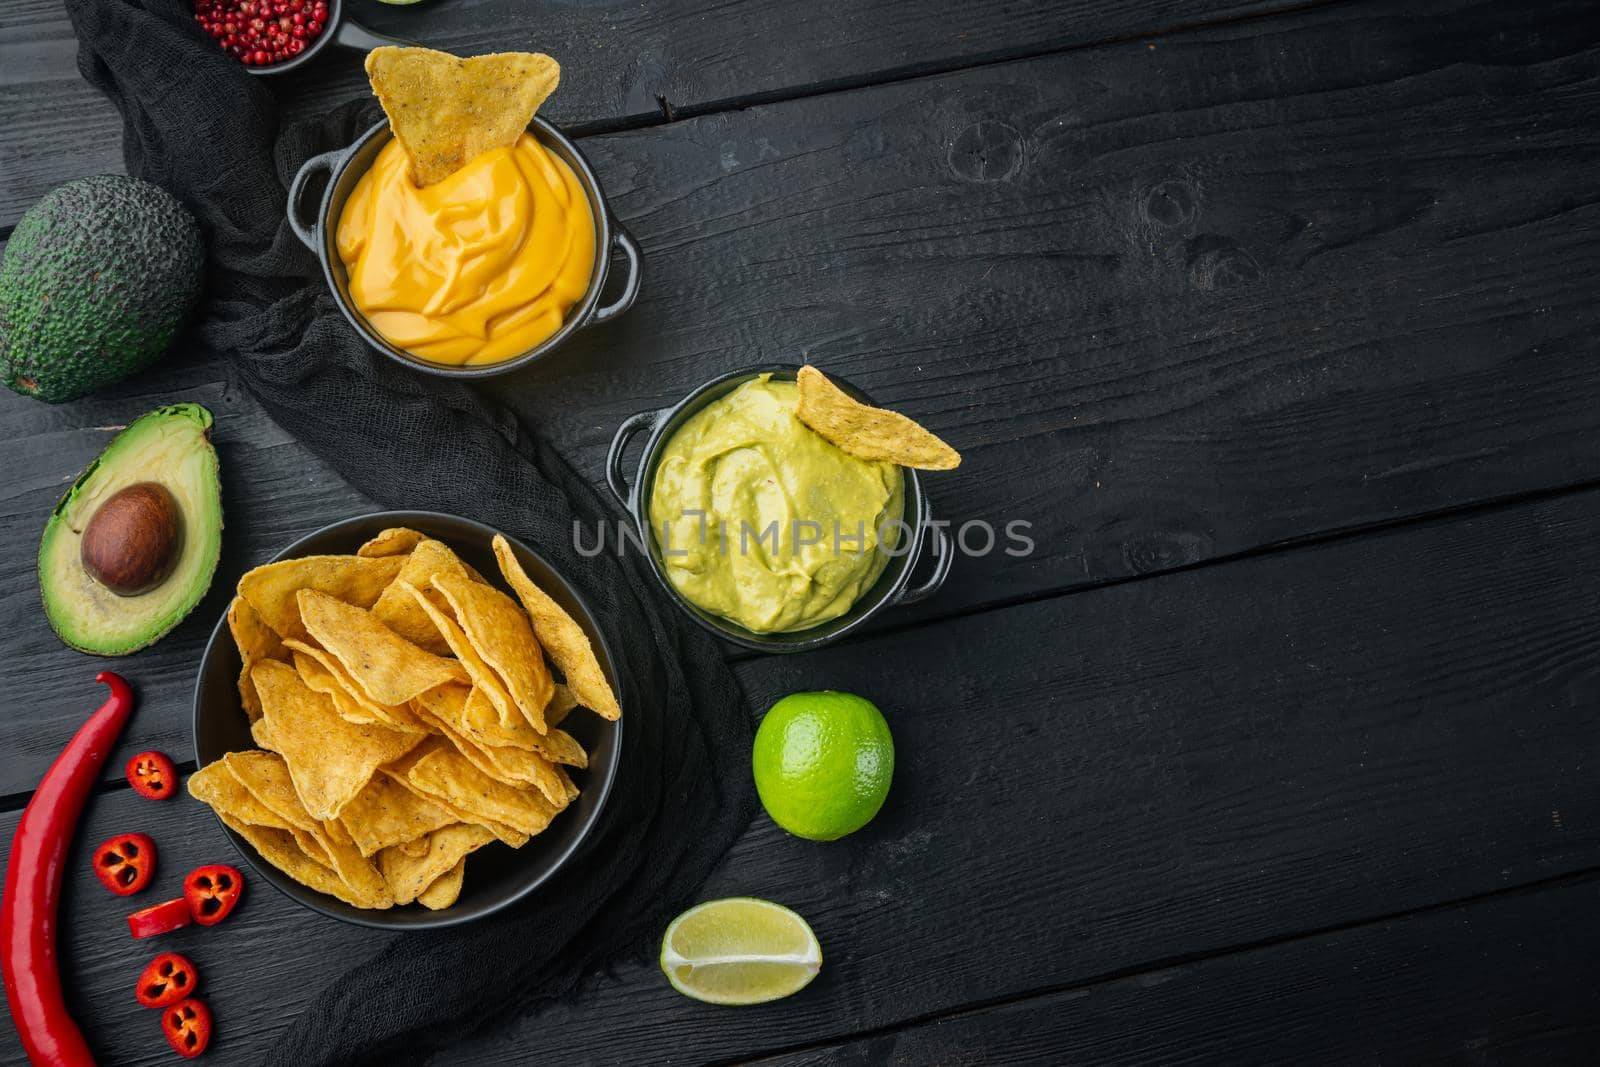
[{"left": 63, "top": 1, "right": 756, "bottom": 1063}]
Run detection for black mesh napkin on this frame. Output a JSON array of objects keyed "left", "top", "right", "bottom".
[{"left": 62, "top": 1, "right": 756, "bottom": 1063}]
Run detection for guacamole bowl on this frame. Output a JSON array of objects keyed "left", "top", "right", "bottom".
[
  {"left": 606, "top": 366, "right": 953, "bottom": 653},
  {"left": 285, "top": 118, "right": 641, "bottom": 379},
  {"left": 192, "top": 511, "right": 624, "bottom": 930}
]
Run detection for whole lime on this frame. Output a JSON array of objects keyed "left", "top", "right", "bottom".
[{"left": 752, "top": 691, "right": 894, "bottom": 841}]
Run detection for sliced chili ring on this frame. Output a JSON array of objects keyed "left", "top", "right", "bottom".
[
  {"left": 91, "top": 832, "right": 156, "bottom": 897},
  {"left": 128, "top": 897, "right": 193, "bottom": 939},
  {"left": 135, "top": 952, "right": 198, "bottom": 1009},
  {"left": 161, "top": 997, "right": 212, "bottom": 1059},
  {"left": 126, "top": 750, "right": 178, "bottom": 800},
  {"left": 183, "top": 864, "right": 243, "bottom": 926}
]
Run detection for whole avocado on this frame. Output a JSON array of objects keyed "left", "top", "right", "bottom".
[{"left": 0, "top": 175, "right": 204, "bottom": 403}]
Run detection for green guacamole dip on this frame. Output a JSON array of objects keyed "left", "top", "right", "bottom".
[{"left": 648, "top": 376, "right": 904, "bottom": 633}]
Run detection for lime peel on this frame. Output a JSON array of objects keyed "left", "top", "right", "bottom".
[{"left": 752, "top": 691, "right": 894, "bottom": 841}]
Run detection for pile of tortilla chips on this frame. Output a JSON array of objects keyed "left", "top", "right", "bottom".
[{"left": 191, "top": 529, "right": 620, "bottom": 911}]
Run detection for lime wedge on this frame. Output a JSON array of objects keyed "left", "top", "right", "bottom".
[{"left": 660, "top": 897, "right": 822, "bottom": 1005}]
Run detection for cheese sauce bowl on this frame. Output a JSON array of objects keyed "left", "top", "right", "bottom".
[
  {"left": 286, "top": 117, "right": 641, "bottom": 379},
  {"left": 606, "top": 366, "right": 954, "bottom": 654}
]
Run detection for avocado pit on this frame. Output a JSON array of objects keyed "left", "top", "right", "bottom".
[{"left": 80, "top": 482, "right": 182, "bottom": 596}]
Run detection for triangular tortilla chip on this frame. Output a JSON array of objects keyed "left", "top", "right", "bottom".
[
  {"left": 410, "top": 693, "right": 572, "bottom": 804},
  {"left": 218, "top": 751, "right": 332, "bottom": 865},
  {"left": 228, "top": 596, "right": 284, "bottom": 723},
  {"left": 383, "top": 743, "right": 529, "bottom": 848},
  {"left": 190, "top": 760, "right": 301, "bottom": 836},
  {"left": 525, "top": 719, "right": 586, "bottom": 769},
  {"left": 492, "top": 535, "right": 621, "bottom": 721},
  {"left": 413, "top": 681, "right": 549, "bottom": 754},
  {"left": 253, "top": 659, "right": 421, "bottom": 821},
  {"left": 471, "top": 684, "right": 586, "bottom": 767},
  {"left": 795, "top": 364, "right": 961, "bottom": 470},
  {"left": 357, "top": 526, "right": 426, "bottom": 558},
  {"left": 401, "top": 581, "right": 523, "bottom": 731},
  {"left": 217, "top": 814, "right": 361, "bottom": 906},
  {"left": 238, "top": 554, "right": 404, "bottom": 640},
  {"left": 416, "top": 859, "right": 466, "bottom": 910},
  {"left": 431, "top": 571, "right": 554, "bottom": 732},
  {"left": 545, "top": 683, "right": 579, "bottom": 729},
  {"left": 338, "top": 773, "right": 457, "bottom": 858},
  {"left": 285, "top": 640, "right": 425, "bottom": 732},
  {"left": 297, "top": 589, "right": 468, "bottom": 705},
  {"left": 289, "top": 646, "right": 380, "bottom": 725},
  {"left": 371, "top": 539, "right": 483, "bottom": 655},
  {"left": 377, "top": 823, "right": 494, "bottom": 905},
  {"left": 406, "top": 745, "right": 563, "bottom": 837},
  {"left": 220, "top": 752, "right": 313, "bottom": 828},
  {"left": 317, "top": 817, "right": 395, "bottom": 909},
  {"left": 365, "top": 47, "right": 560, "bottom": 187}
]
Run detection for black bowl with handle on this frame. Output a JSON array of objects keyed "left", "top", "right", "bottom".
[
  {"left": 192, "top": 511, "right": 624, "bottom": 929},
  {"left": 605, "top": 365, "right": 953, "bottom": 654},
  {"left": 232, "top": 0, "right": 412, "bottom": 77},
  {"left": 285, "top": 117, "right": 642, "bottom": 379}
]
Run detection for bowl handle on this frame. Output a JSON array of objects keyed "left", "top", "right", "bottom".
[
  {"left": 605, "top": 408, "right": 663, "bottom": 508},
  {"left": 893, "top": 498, "right": 954, "bottom": 607},
  {"left": 286, "top": 148, "right": 344, "bottom": 252},
  {"left": 333, "top": 18, "right": 417, "bottom": 53},
  {"left": 588, "top": 225, "right": 643, "bottom": 327}
]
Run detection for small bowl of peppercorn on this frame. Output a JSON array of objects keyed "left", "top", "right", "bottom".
[{"left": 193, "top": 0, "right": 410, "bottom": 74}]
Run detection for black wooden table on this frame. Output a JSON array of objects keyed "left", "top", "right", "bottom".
[{"left": 5, "top": 0, "right": 1600, "bottom": 1063}]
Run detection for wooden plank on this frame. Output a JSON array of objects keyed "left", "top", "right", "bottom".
[
  {"left": 442, "top": 489, "right": 1600, "bottom": 1064},
  {"left": 3, "top": 0, "right": 1600, "bottom": 793},
  {"left": 756, "top": 876, "right": 1600, "bottom": 1066},
  {"left": 482, "top": 0, "right": 1600, "bottom": 620},
  {"left": 8, "top": 485, "right": 1600, "bottom": 1063},
  {"left": 0, "top": 0, "right": 1306, "bottom": 230}
]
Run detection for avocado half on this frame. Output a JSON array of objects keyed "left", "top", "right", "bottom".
[{"left": 39, "top": 403, "right": 222, "bottom": 655}]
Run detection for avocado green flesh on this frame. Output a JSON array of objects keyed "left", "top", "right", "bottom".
[{"left": 39, "top": 403, "right": 222, "bottom": 655}]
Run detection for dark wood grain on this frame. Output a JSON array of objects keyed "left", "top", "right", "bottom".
[
  {"left": 479, "top": 0, "right": 1600, "bottom": 615},
  {"left": 8, "top": 485, "right": 1600, "bottom": 1065},
  {"left": 0, "top": 782, "right": 384, "bottom": 1067},
  {"left": 756, "top": 875, "right": 1600, "bottom": 1066},
  {"left": 2, "top": 0, "right": 1600, "bottom": 795},
  {"left": 0, "top": 0, "right": 1309, "bottom": 230},
  {"left": 445, "top": 488, "right": 1600, "bottom": 1065}
]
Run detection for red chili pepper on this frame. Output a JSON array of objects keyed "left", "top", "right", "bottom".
[
  {"left": 91, "top": 832, "right": 156, "bottom": 896},
  {"left": 126, "top": 750, "right": 178, "bottom": 800},
  {"left": 1, "top": 672, "right": 135, "bottom": 1067},
  {"left": 183, "top": 864, "right": 244, "bottom": 926},
  {"left": 161, "top": 997, "right": 212, "bottom": 1059},
  {"left": 135, "top": 952, "right": 198, "bottom": 1009},
  {"left": 128, "top": 897, "right": 193, "bottom": 939}
]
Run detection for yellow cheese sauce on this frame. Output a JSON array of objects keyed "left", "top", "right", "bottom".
[{"left": 336, "top": 133, "right": 596, "bottom": 366}]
